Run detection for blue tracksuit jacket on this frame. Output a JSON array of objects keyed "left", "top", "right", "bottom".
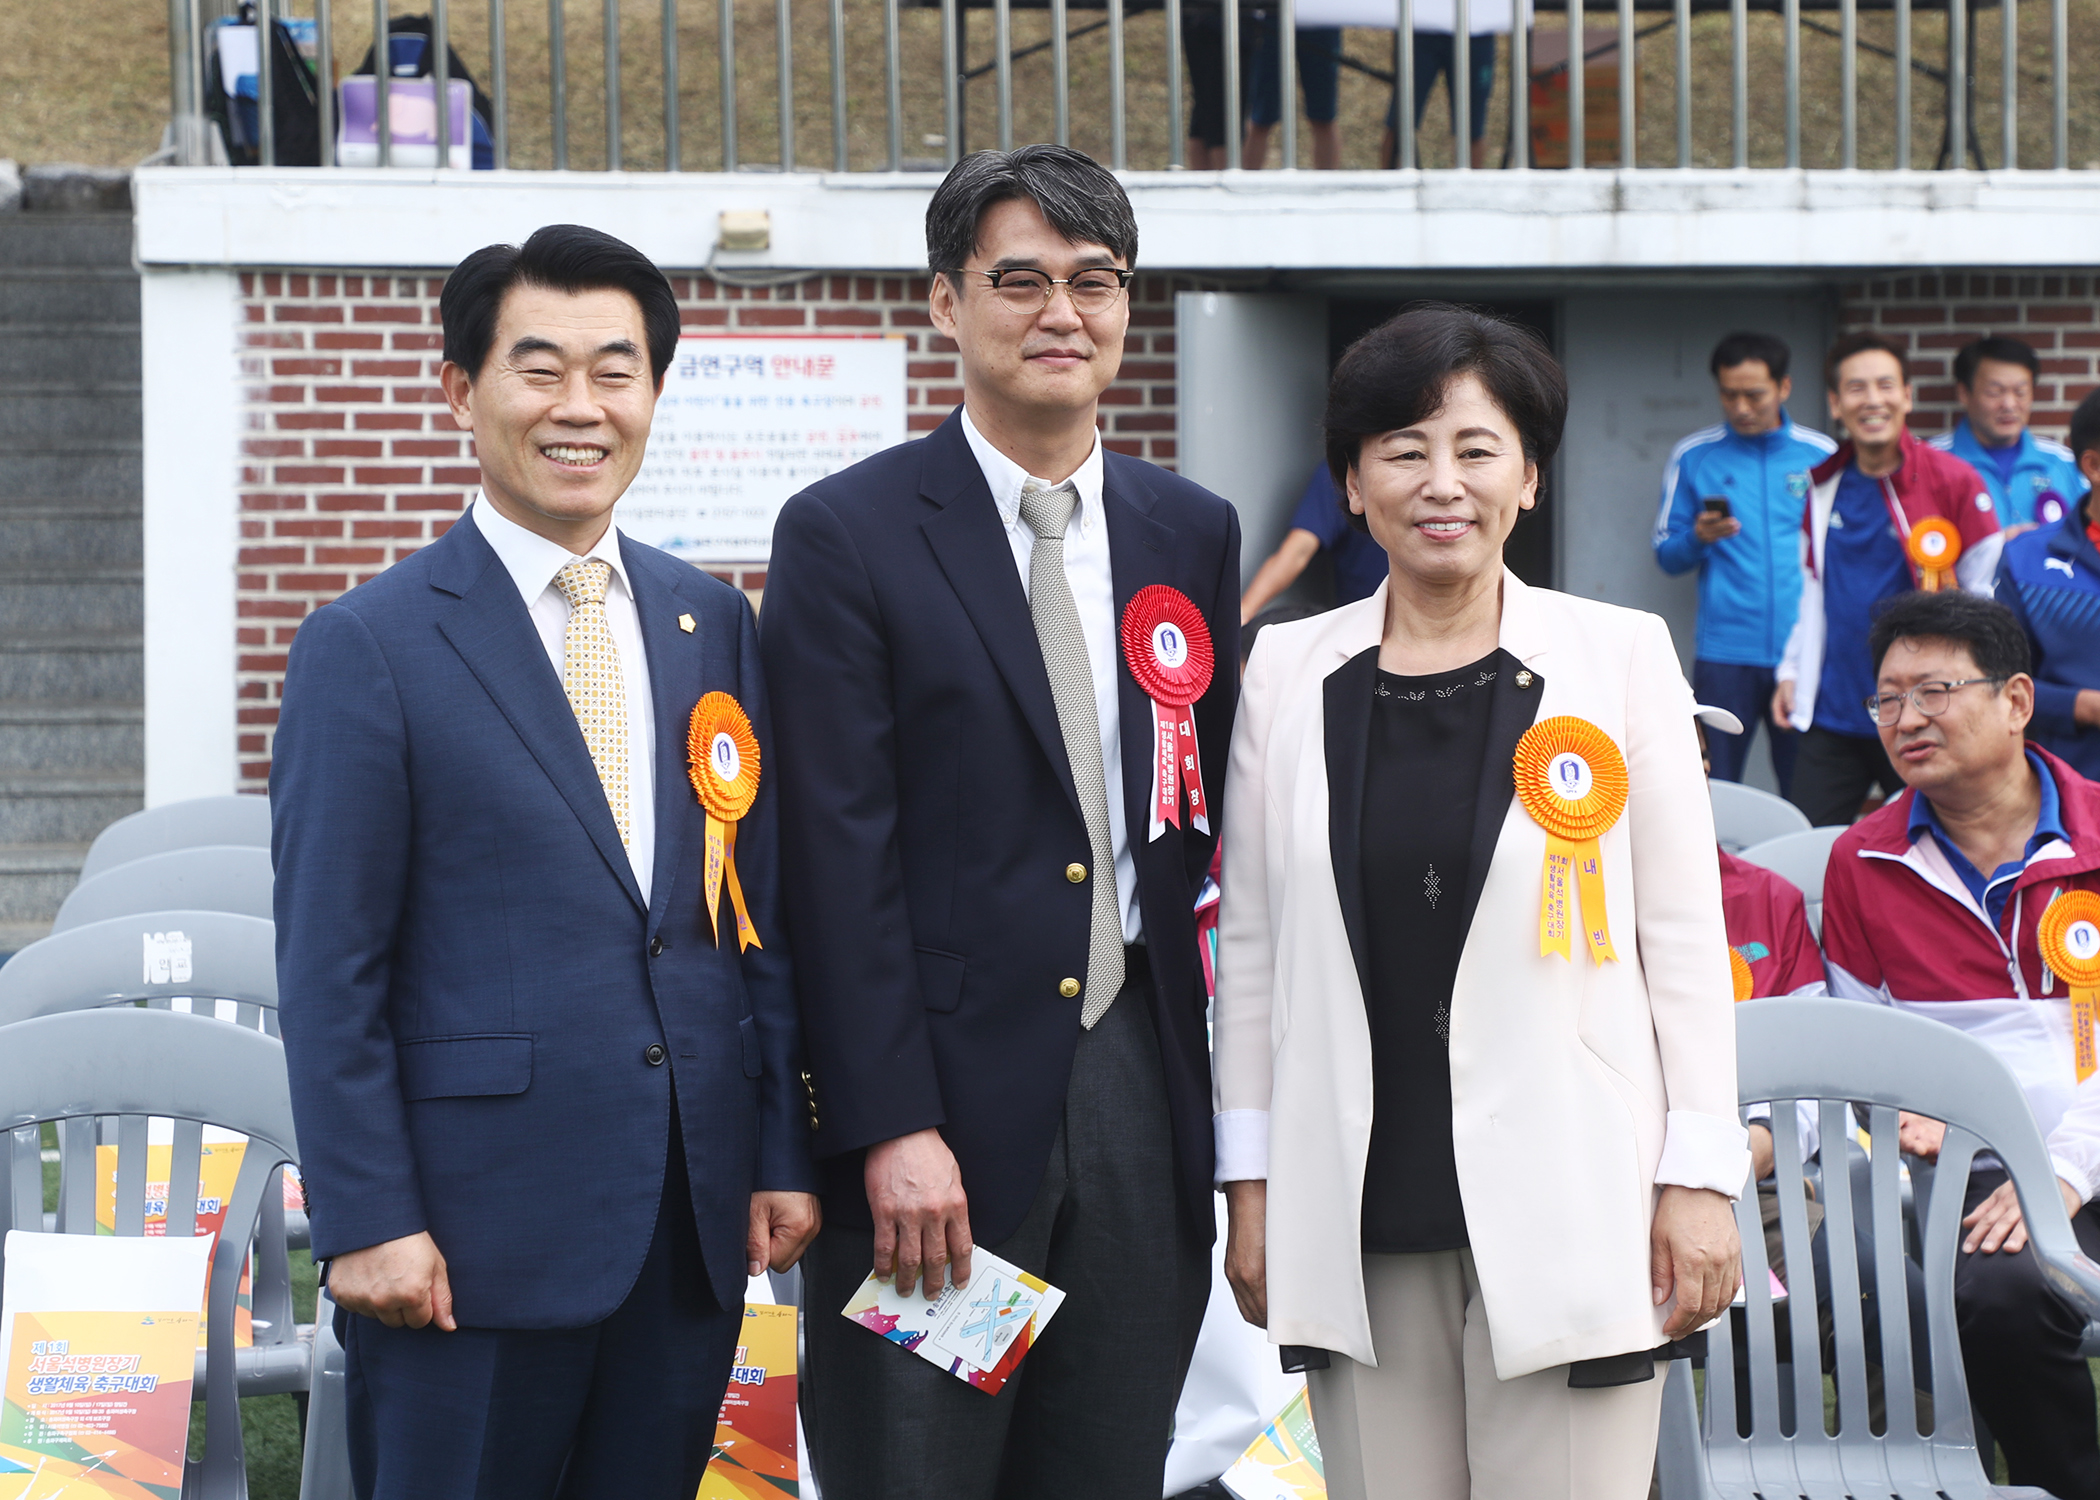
[
  {"left": 1996, "top": 498, "right": 2100, "bottom": 780},
  {"left": 1652, "top": 415, "right": 1838, "bottom": 668},
  {"left": 1930, "top": 418, "right": 2087, "bottom": 528}
]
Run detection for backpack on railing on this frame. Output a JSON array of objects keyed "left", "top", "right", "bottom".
[
  {"left": 203, "top": 5, "right": 322, "bottom": 166},
  {"left": 349, "top": 15, "right": 496, "bottom": 169}
]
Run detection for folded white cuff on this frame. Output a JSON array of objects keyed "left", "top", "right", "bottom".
[
  {"left": 1214, "top": 1109, "right": 1269, "bottom": 1187},
  {"left": 1655, "top": 1110, "right": 1753, "bottom": 1199},
  {"left": 2050, "top": 1152, "right": 2096, "bottom": 1209}
]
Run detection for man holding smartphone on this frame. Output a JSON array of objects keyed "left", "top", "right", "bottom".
[{"left": 1654, "top": 331, "right": 1836, "bottom": 794}]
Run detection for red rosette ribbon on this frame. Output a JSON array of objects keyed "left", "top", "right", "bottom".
[{"left": 1121, "top": 585, "right": 1215, "bottom": 840}]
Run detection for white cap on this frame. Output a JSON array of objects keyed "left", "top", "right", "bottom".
[{"left": 1694, "top": 703, "right": 1745, "bottom": 737}]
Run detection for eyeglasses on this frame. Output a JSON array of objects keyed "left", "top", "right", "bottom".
[
  {"left": 968, "top": 267, "right": 1134, "bottom": 316},
  {"left": 1863, "top": 677, "right": 2004, "bottom": 727}
]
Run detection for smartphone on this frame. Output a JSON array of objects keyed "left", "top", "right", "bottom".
[{"left": 1700, "top": 497, "right": 1733, "bottom": 520}]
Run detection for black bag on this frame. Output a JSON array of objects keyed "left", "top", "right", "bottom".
[
  {"left": 204, "top": 6, "right": 322, "bottom": 167},
  {"left": 351, "top": 15, "right": 496, "bottom": 129}
]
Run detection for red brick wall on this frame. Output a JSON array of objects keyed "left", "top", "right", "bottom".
[
  {"left": 1837, "top": 271, "right": 2100, "bottom": 440},
  {"left": 233, "top": 269, "right": 1185, "bottom": 791}
]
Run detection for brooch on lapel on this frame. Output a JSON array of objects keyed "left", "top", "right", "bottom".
[
  {"left": 1513, "top": 716, "right": 1628, "bottom": 965},
  {"left": 1906, "top": 517, "right": 1962, "bottom": 592},
  {"left": 686, "top": 692, "right": 763, "bottom": 951},
  {"left": 2040, "top": 890, "right": 2100, "bottom": 1082},
  {"left": 1121, "top": 586, "right": 1215, "bottom": 841}
]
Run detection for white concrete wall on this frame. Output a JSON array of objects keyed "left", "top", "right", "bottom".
[{"left": 139, "top": 268, "right": 241, "bottom": 807}]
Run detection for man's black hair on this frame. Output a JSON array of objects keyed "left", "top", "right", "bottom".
[
  {"left": 1953, "top": 335, "right": 2041, "bottom": 390},
  {"left": 924, "top": 145, "right": 1138, "bottom": 282},
  {"left": 2068, "top": 388, "right": 2100, "bottom": 462},
  {"left": 1710, "top": 331, "right": 1792, "bottom": 383},
  {"left": 1868, "top": 590, "right": 2032, "bottom": 681},
  {"left": 1823, "top": 329, "right": 1910, "bottom": 392},
  {"left": 1324, "top": 302, "right": 1567, "bottom": 533},
  {"left": 1243, "top": 600, "right": 1327, "bottom": 667},
  {"left": 440, "top": 224, "right": 680, "bottom": 384}
]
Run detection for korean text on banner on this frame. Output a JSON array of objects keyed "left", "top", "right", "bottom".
[
  {"left": 0, "top": 1231, "right": 213, "bottom": 1499},
  {"left": 618, "top": 336, "right": 907, "bottom": 565},
  {"left": 697, "top": 1302, "right": 798, "bottom": 1500}
]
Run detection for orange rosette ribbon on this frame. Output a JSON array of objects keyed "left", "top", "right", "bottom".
[
  {"left": 687, "top": 692, "right": 763, "bottom": 952},
  {"left": 2040, "top": 889, "right": 2100, "bottom": 1083},
  {"left": 1730, "top": 947, "right": 1756, "bottom": 1002},
  {"left": 1514, "top": 716, "right": 1629, "bottom": 964},
  {"left": 1906, "top": 517, "right": 1963, "bottom": 592}
]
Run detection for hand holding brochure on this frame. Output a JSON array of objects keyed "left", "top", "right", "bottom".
[{"left": 840, "top": 1249, "right": 1065, "bottom": 1395}]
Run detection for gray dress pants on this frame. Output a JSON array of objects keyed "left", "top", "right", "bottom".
[{"left": 800, "top": 976, "right": 1210, "bottom": 1500}]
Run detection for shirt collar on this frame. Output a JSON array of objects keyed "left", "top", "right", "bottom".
[
  {"left": 471, "top": 490, "right": 635, "bottom": 610},
  {"left": 1908, "top": 747, "right": 2069, "bottom": 858},
  {"left": 959, "top": 406, "right": 1105, "bottom": 533}
]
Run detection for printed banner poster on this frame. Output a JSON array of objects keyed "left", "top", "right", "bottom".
[
  {"left": 93, "top": 1140, "right": 286, "bottom": 1350},
  {"left": 618, "top": 335, "right": 907, "bottom": 564},
  {"left": 696, "top": 1302, "right": 797, "bottom": 1500},
  {"left": 0, "top": 1231, "right": 212, "bottom": 1500},
  {"left": 1222, "top": 1387, "right": 1326, "bottom": 1500}
]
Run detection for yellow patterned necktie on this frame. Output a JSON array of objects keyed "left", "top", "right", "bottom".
[{"left": 554, "top": 558, "right": 631, "bottom": 846}]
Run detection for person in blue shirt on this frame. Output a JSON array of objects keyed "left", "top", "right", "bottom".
[
  {"left": 1238, "top": 461, "right": 1391, "bottom": 622},
  {"left": 1653, "top": 331, "right": 1836, "bottom": 795},
  {"left": 1930, "top": 336, "right": 2089, "bottom": 533},
  {"left": 1996, "top": 387, "right": 2100, "bottom": 780}
]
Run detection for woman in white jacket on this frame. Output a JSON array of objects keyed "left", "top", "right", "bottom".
[{"left": 1214, "top": 304, "right": 1750, "bottom": 1500}]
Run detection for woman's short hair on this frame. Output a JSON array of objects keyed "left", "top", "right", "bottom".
[
  {"left": 1323, "top": 303, "right": 1567, "bottom": 532},
  {"left": 441, "top": 224, "right": 681, "bottom": 384}
]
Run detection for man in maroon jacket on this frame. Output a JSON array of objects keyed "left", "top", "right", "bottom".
[{"left": 1821, "top": 588, "right": 2100, "bottom": 1498}]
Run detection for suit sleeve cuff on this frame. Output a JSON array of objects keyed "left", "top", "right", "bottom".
[
  {"left": 1214, "top": 1109, "right": 1268, "bottom": 1187},
  {"left": 1655, "top": 1110, "right": 1753, "bottom": 1199}
]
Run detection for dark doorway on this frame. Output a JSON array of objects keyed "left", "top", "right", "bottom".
[{"left": 1326, "top": 297, "right": 1558, "bottom": 590}]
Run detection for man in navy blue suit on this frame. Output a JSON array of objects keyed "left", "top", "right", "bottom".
[
  {"left": 271, "top": 224, "right": 820, "bottom": 1500},
  {"left": 761, "top": 147, "right": 1241, "bottom": 1499}
]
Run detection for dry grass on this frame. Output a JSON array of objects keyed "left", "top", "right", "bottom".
[{"left": 4, "top": 0, "right": 2098, "bottom": 173}]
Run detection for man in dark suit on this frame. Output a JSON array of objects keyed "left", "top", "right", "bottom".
[
  {"left": 761, "top": 146, "right": 1241, "bottom": 1499},
  {"left": 271, "top": 224, "right": 820, "bottom": 1500}
]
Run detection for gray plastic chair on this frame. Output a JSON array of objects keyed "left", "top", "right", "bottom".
[
  {"left": 0, "top": 1008, "right": 310, "bottom": 1500},
  {"left": 51, "top": 845, "right": 274, "bottom": 932},
  {"left": 1657, "top": 997, "right": 2100, "bottom": 1498},
  {"left": 1737, "top": 824, "right": 1848, "bottom": 938},
  {"left": 80, "top": 794, "right": 272, "bottom": 882},
  {"left": 0, "top": 909, "right": 278, "bottom": 1033},
  {"left": 1711, "top": 779, "right": 1813, "bottom": 854}
]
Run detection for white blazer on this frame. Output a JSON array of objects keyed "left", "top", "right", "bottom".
[{"left": 1213, "top": 572, "right": 1751, "bottom": 1379}]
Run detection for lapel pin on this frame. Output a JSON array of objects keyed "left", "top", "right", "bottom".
[
  {"left": 677, "top": 613, "right": 695, "bottom": 634},
  {"left": 1515, "top": 670, "right": 1534, "bottom": 689}
]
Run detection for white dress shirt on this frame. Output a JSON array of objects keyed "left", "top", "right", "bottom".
[
  {"left": 471, "top": 493, "right": 657, "bottom": 906},
  {"left": 960, "top": 408, "right": 1142, "bottom": 944}
]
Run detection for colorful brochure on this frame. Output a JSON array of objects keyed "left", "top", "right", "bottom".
[
  {"left": 1221, "top": 1386, "right": 1326, "bottom": 1500},
  {"left": 698, "top": 1302, "right": 799, "bottom": 1499},
  {"left": 0, "top": 1230, "right": 213, "bottom": 1499},
  {"left": 93, "top": 1140, "right": 264, "bottom": 1349},
  {"left": 841, "top": 1249, "right": 1065, "bottom": 1396}
]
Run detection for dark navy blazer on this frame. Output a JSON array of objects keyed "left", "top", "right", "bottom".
[
  {"left": 272, "top": 514, "right": 817, "bottom": 1328},
  {"left": 758, "top": 411, "right": 1240, "bottom": 1245}
]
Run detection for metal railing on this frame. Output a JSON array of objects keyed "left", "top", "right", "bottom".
[{"left": 163, "top": 0, "right": 2083, "bottom": 171}]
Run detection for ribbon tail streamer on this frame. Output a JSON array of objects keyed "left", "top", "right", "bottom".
[
  {"left": 2077, "top": 988, "right": 2097, "bottom": 1084},
  {"left": 703, "top": 814, "right": 726, "bottom": 947},
  {"left": 1539, "top": 835, "right": 1575, "bottom": 961},
  {"left": 1574, "top": 841, "right": 1617, "bottom": 963},
  {"left": 1149, "top": 697, "right": 1181, "bottom": 840},
  {"left": 1179, "top": 713, "right": 1211, "bottom": 836},
  {"left": 722, "top": 819, "right": 761, "bottom": 952}
]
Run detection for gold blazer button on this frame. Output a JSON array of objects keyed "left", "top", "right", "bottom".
[
  {"left": 1066, "top": 863, "right": 1087, "bottom": 883},
  {"left": 1059, "top": 977, "right": 1081, "bottom": 999}
]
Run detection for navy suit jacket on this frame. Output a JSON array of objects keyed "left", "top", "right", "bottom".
[
  {"left": 759, "top": 411, "right": 1240, "bottom": 1245},
  {"left": 272, "top": 514, "right": 817, "bottom": 1328}
]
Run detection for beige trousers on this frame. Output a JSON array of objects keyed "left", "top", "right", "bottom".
[{"left": 1307, "top": 1251, "right": 1666, "bottom": 1500}]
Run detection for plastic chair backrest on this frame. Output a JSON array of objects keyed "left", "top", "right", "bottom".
[
  {"left": 0, "top": 1008, "right": 300, "bottom": 1500},
  {"left": 53, "top": 846, "right": 274, "bottom": 933},
  {"left": 80, "top": 795, "right": 271, "bottom": 882},
  {"left": 1736, "top": 825, "right": 1847, "bottom": 906},
  {"left": 1710, "top": 780, "right": 1812, "bottom": 854},
  {"left": 0, "top": 911, "right": 278, "bottom": 1034},
  {"left": 1674, "top": 998, "right": 2100, "bottom": 1499}
]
